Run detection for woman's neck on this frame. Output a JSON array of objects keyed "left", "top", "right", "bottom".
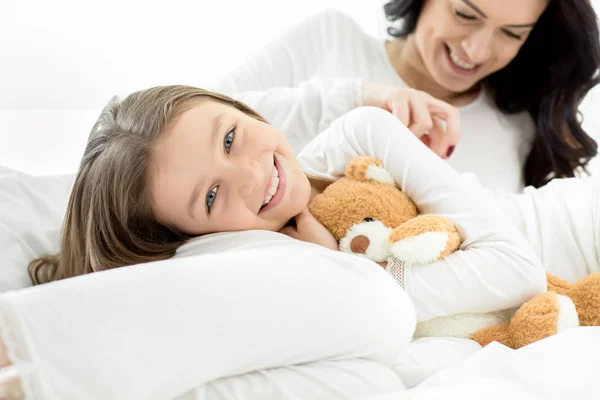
[{"left": 386, "top": 37, "right": 480, "bottom": 106}]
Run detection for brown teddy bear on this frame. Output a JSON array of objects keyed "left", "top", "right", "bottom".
[
  {"left": 309, "top": 156, "right": 600, "bottom": 349},
  {"left": 308, "top": 156, "right": 461, "bottom": 265}
]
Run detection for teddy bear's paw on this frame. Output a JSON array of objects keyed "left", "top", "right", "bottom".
[
  {"left": 389, "top": 232, "right": 449, "bottom": 264},
  {"left": 507, "top": 292, "right": 579, "bottom": 349},
  {"left": 554, "top": 294, "right": 580, "bottom": 333},
  {"left": 566, "top": 273, "right": 600, "bottom": 326}
]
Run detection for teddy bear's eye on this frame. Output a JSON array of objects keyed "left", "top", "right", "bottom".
[{"left": 363, "top": 217, "right": 374, "bottom": 222}]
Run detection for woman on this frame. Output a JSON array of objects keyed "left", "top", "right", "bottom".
[{"left": 211, "top": 0, "right": 600, "bottom": 192}]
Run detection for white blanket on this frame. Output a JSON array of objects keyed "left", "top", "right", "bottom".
[{"left": 375, "top": 327, "right": 600, "bottom": 400}]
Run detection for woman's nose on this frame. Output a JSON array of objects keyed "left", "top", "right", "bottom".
[{"left": 462, "top": 30, "right": 493, "bottom": 64}]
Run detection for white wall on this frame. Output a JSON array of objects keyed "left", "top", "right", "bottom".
[
  {"left": 0, "top": 0, "right": 387, "bottom": 175},
  {"left": 1, "top": 0, "right": 600, "bottom": 175}
]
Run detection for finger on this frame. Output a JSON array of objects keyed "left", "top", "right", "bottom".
[
  {"left": 427, "top": 98, "right": 461, "bottom": 147},
  {"left": 420, "top": 134, "right": 432, "bottom": 148},
  {"left": 407, "top": 97, "right": 434, "bottom": 138},
  {"left": 427, "top": 117, "right": 450, "bottom": 158},
  {"left": 389, "top": 99, "right": 410, "bottom": 128}
]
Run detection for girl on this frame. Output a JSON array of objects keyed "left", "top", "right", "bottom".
[
  {"left": 27, "top": 85, "right": 545, "bottom": 321},
  {"left": 211, "top": 0, "right": 600, "bottom": 192}
]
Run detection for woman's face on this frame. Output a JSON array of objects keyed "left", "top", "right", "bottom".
[
  {"left": 149, "top": 100, "right": 311, "bottom": 235},
  {"left": 414, "top": 0, "right": 549, "bottom": 92}
]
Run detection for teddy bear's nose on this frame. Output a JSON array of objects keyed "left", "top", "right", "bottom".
[{"left": 350, "top": 235, "right": 370, "bottom": 254}]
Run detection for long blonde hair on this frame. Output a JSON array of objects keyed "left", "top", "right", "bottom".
[{"left": 28, "top": 85, "right": 266, "bottom": 285}]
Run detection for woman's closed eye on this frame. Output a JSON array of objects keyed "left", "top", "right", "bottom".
[
  {"left": 455, "top": 10, "right": 477, "bottom": 21},
  {"left": 454, "top": 9, "right": 524, "bottom": 41}
]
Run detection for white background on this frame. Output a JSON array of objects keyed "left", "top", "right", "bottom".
[{"left": 1, "top": 0, "right": 600, "bottom": 175}]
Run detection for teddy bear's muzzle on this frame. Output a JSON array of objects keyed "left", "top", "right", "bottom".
[
  {"left": 339, "top": 220, "right": 393, "bottom": 262},
  {"left": 350, "top": 235, "right": 370, "bottom": 254}
]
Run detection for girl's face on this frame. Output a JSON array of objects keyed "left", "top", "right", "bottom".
[
  {"left": 414, "top": 0, "right": 548, "bottom": 93},
  {"left": 149, "top": 100, "right": 311, "bottom": 235}
]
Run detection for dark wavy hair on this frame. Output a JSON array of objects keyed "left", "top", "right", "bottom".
[{"left": 384, "top": 0, "right": 600, "bottom": 187}]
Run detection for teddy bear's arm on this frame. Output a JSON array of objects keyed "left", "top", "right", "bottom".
[{"left": 388, "top": 215, "right": 461, "bottom": 264}]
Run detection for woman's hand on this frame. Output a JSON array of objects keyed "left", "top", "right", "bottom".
[
  {"left": 361, "top": 82, "right": 461, "bottom": 159},
  {"left": 279, "top": 208, "right": 339, "bottom": 251}
]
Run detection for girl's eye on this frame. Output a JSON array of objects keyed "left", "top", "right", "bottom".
[
  {"left": 455, "top": 10, "right": 477, "bottom": 21},
  {"left": 224, "top": 128, "right": 235, "bottom": 154},
  {"left": 206, "top": 187, "right": 218, "bottom": 214}
]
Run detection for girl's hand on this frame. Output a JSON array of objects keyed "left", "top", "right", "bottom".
[
  {"left": 0, "top": 332, "right": 24, "bottom": 399},
  {"left": 279, "top": 208, "right": 339, "bottom": 251},
  {"left": 361, "top": 82, "right": 461, "bottom": 159}
]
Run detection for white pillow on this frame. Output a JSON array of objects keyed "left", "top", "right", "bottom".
[
  {"left": 2, "top": 236, "right": 417, "bottom": 398},
  {"left": 0, "top": 166, "right": 73, "bottom": 291}
]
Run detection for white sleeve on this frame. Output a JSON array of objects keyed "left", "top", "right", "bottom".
[
  {"left": 208, "top": 10, "right": 364, "bottom": 148},
  {"left": 218, "top": 79, "right": 363, "bottom": 151},
  {"left": 298, "top": 107, "right": 547, "bottom": 321},
  {"left": 491, "top": 177, "right": 600, "bottom": 283}
]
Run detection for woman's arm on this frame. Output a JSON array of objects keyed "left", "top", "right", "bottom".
[
  {"left": 298, "top": 107, "right": 546, "bottom": 321},
  {"left": 209, "top": 10, "right": 460, "bottom": 156},
  {"left": 208, "top": 10, "right": 364, "bottom": 147},
  {"left": 220, "top": 78, "right": 364, "bottom": 152},
  {"left": 211, "top": 10, "right": 350, "bottom": 93}
]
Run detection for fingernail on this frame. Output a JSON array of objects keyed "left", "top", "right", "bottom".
[{"left": 446, "top": 146, "right": 455, "bottom": 158}]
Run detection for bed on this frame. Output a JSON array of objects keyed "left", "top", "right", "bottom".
[{"left": 1, "top": 166, "right": 599, "bottom": 399}]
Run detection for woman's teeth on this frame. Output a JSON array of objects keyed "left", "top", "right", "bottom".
[
  {"left": 263, "top": 165, "right": 280, "bottom": 206},
  {"left": 448, "top": 47, "right": 476, "bottom": 70}
]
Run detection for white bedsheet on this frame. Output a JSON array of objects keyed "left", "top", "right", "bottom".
[
  {"left": 172, "top": 328, "right": 599, "bottom": 400},
  {"left": 373, "top": 327, "right": 600, "bottom": 400}
]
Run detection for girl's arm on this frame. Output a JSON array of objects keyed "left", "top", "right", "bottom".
[
  {"left": 298, "top": 107, "right": 546, "bottom": 321},
  {"left": 492, "top": 176, "right": 600, "bottom": 282}
]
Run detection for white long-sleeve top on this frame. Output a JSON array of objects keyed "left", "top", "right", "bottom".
[
  {"left": 297, "top": 107, "right": 546, "bottom": 321},
  {"left": 211, "top": 9, "right": 535, "bottom": 193},
  {"left": 489, "top": 177, "right": 600, "bottom": 283}
]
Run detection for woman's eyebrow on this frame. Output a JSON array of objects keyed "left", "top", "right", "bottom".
[
  {"left": 504, "top": 22, "right": 536, "bottom": 29},
  {"left": 461, "top": 0, "right": 536, "bottom": 29},
  {"left": 461, "top": 0, "right": 487, "bottom": 18}
]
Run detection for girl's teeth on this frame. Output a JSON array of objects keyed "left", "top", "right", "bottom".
[
  {"left": 263, "top": 165, "right": 280, "bottom": 206},
  {"left": 449, "top": 48, "right": 476, "bottom": 69},
  {"left": 268, "top": 177, "right": 279, "bottom": 196}
]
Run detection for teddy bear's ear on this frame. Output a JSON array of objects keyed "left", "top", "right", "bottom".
[{"left": 345, "top": 156, "right": 395, "bottom": 185}]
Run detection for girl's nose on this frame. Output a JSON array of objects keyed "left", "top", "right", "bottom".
[{"left": 236, "top": 159, "right": 262, "bottom": 198}]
